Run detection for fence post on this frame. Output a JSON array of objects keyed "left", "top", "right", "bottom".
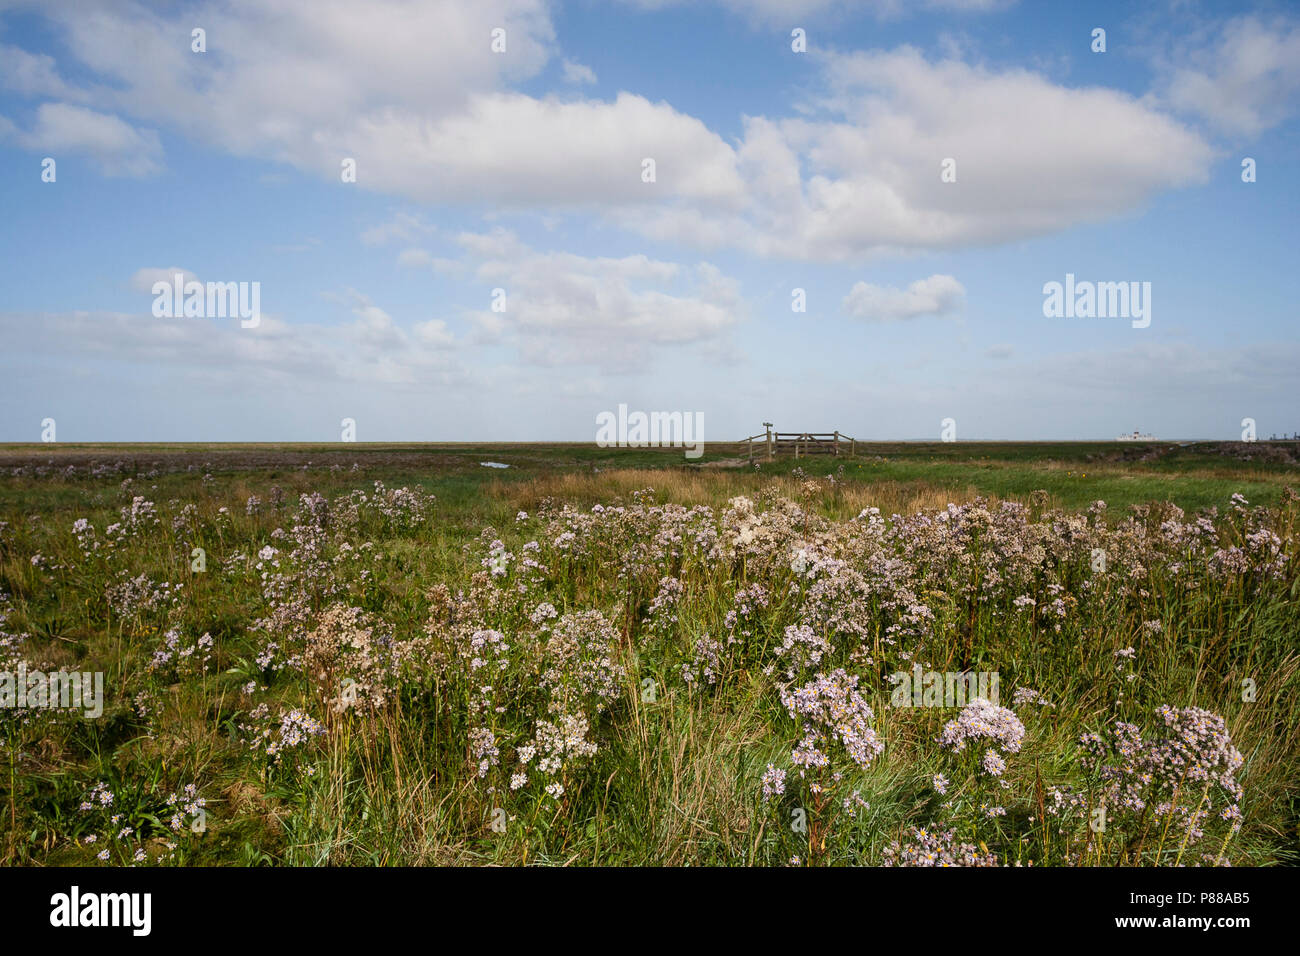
[{"left": 834, "top": 430, "right": 840, "bottom": 456}]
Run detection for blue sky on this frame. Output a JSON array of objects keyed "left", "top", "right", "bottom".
[{"left": 1, "top": 0, "right": 1297, "bottom": 442}]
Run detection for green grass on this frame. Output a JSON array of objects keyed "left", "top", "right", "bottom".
[
  {"left": 5, "top": 438, "right": 1293, "bottom": 512},
  {"left": 0, "top": 441, "right": 1296, "bottom": 866}
]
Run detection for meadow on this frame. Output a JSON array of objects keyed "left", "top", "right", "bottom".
[{"left": 0, "top": 440, "right": 1296, "bottom": 866}]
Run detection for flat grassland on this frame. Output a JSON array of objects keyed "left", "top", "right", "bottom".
[{"left": 1, "top": 441, "right": 1297, "bottom": 866}]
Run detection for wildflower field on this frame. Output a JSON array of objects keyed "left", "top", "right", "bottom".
[{"left": 1, "top": 441, "right": 1297, "bottom": 867}]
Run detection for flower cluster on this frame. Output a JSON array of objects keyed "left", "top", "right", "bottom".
[
  {"left": 939, "top": 697, "right": 1026, "bottom": 758},
  {"left": 76, "top": 781, "right": 208, "bottom": 865},
  {"left": 780, "top": 668, "right": 883, "bottom": 772},
  {"left": 882, "top": 826, "right": 1000, "bottom": 867}
]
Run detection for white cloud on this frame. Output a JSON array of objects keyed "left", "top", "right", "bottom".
[
  {"left": 1, "top": 0, "right": 555, "bottom": 188},
  {"left": 1159, "top": 16, "right": 1300, "bottom": 138},
  {"left": 456, "top": 227, "right": 531, "bottom": 261},
  {"left": 622, "top": 48, "right": 1214, "bottom": 259},
  {"left": 413, "top": 319, "right": 456, "bottom": 349},
  {"left": 9, "top": 312, "right": 1293, "bottom": 441},
  {"left": 52, "top": 277, "right": 465, "bottom": 387},
  {"left": 561, "top": 58, "right": 597, "bottom": 85},
  {"left": 3, "top": 4, "right": 1210, "bottom": 259},
  {"left": 40, "top": 0, "right": 555, "bottom": 146},
  {"left": 1, "top": 3, "right": 740, "bottom": 207},
  {"left": 0, "top": 229, "right": 740, "bottom": 391},
  {"left": 360, "top": 212, "right": 438, "bottom": 246},
  {"left": 454, "top": 230, "right": 741, "bottom": 368},
  {"left": 14, "top": 103, "right": 162, "bottom": 176},
  {"left": 0, "top": 44, "right": 83, "bottom": 100},
  {"left": 350, "top": 91, "right": 743, "bottom": 206},
  {"left": 843, "top": 274, "right": 965, "bottom": 321},
  {"left": 114, "top": 234, "right": 740, "bottom": 379}
]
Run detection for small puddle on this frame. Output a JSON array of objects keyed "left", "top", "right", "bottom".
[{"left": 480, "top": 461, "right": 510, "bottom": 469}]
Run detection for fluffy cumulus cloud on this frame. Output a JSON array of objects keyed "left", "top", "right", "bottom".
[
  {"left": 0, "top": 2, "right": 1221, "bottom": 259},
  {"left": 627, "top": 48, "right": 1215, "bottom": 258},
  {"left": 351, "top": 91, "right": 743, "bottom": 206},
  {"left": 0, "top": 0, "right": 741, "bottom": 207},
  {"left": 843, "top": 274, "right": 964, "bottom": 321},
  {"left": 0, "top": 0, "right": 554, "bottom": 172},
  {"left": 450, "top": 231, "right": 741, "bottom": 367},
  {"left": 1, "top": 2, "right": 1219, "bottom": 259},
  {"left": 1159, "top": 15, "right": 1300, "bottom": 138}
]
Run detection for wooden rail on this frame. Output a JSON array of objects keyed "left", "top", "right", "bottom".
[{"left": 739, "top": 429, "right": 856, "bottom": 460}]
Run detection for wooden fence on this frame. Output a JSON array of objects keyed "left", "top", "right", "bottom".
[{"left": 739, "top": 430, "right": 856, "bottom": 460}]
